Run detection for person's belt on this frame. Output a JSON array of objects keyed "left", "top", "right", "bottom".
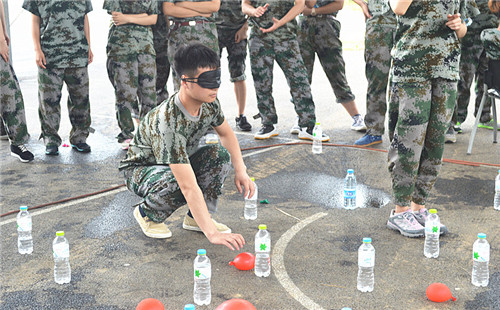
[
  {"left": 307, "top": 14, "right": 335, "bottom": 18},
  {"left": 172, "top": 20, "right": 209, "bottom": 27}
]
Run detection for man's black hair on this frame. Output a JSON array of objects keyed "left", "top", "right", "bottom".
[{"left": 174, "top": 43, "right": 221, "bottom": 78}]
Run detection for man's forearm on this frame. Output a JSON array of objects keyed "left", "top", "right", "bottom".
[
  {"left": 241, "top": 0, "right": 256, "bottom": 16},
  {"left": 219, "top": 133, "right": 247, "bottom": 174},
  {"left": 163, "top": 2, "right": 206, "bottom": 18},
  {"left": 279, "top": 0, "right": 306, "bottom": 25},
  {"left": 175, "top": 0, "right": 220, "bottom": 14},
  {"left": 313, "top": 0, "right": 343, "bottom": 14},
  {"left": 84, "top": 15, "right": 91, "bottom": 48},
  {"left": 31, "top": 15, "right": 42, "bottom": 51},
  {"left": 126, "top": 14, "right": 158, "bottom": 26}
]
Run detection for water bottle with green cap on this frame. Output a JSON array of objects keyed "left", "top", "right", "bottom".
[
  {"left": 53, "top": 231, "right": 71, "bottom": 284},
  {"left": 312, "top": 122, "right": 322, "bottom": 154},
  {"left": 255, "top": 224, "right": 271, "bottom": 277}
]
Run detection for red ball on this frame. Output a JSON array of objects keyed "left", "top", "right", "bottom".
[
  {"left": 216, "top": 299, "right": 257, "bottom": 310},
  {"left": 426, "top": 283, "right": 456, "bottom": 303},
  {"left": 136, "top": 298, "right": 165, "bottom": 310},
  {"left": 229, "top": 252, "right": 255, "bottom": 271}
]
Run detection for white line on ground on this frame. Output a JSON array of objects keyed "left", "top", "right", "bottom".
[{"left": 272, "top": 212, "right": 328, "bottom": 310}]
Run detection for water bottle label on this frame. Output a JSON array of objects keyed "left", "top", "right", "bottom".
[
  {"left": 53, "top": 244, "right": 70, "bottom": 258},
  {"left": 194, "top": 267, "right": 211, "bottom": 279},
  {"left": 17, "top": 219, "right": 32, "bottom": 231},
  {"left": 425, "top": 222, "right": 440, "bottom": 234},
  {"left": 473, "top": 249, "right": 490, "bottom": 262},
  {"left": 358, "top": 252, "right": 375, "bottom": 267},
  {"left": 496, "top": 183, "right": 500, "bottom": 191},
  {"left": 344, "top": 190, "right": 356, "bottom": 199},
  {"left": 255, "top": 241, "right": 270, "bottom": 253}
]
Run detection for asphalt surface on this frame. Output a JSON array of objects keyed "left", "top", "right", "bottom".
[{"left": 1, "top": 1, "right": 499, "bottom": 309}]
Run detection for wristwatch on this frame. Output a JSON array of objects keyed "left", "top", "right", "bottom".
[{"left": 311, "top": 8, "right": 317, "bottom": 16}]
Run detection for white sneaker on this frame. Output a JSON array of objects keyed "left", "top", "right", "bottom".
[
  {"left": 182, "top": 215, "right": 231, "bottom": 233},
  {"left": 290, "top": 116, "right": 301, "bottom": 134},
  {"left": 298, "top": 127, "right": 330, "bottom": 142},
  {"left": 351, "top": 115, "right": 367, "bottom": 131}
]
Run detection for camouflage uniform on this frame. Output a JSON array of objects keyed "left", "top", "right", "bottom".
[
  {"left": 215, "top": 0, "right": 247, "bottom": 83},
  {"left": 481, "top": 28, "right": 500, "bottom": 60},
  {"left": 104, "top": 0, "right": 159, "bottom": 142},
  {"left": 388, "top": 0, "right": 465, "bottom": 206},
  {"left": 119, "top": 93, "right": 230, "bottom": 223},
  {"left": 165, "top": 0, "right": 220, "bottom": 90},
  {"left": 22, "top": 0, "right": 92, "bottom": 147},
  {"left": 153, "top": 1, "right": 170, "bottom": 104},
  {"left": 0, "top": 58, "right": 30, "bottom": 146},
  {"left": 362, "top": 1, "right": 397, "bottom": 136},
  {"left": 453, "top": 0, "right": 497, "bottom": 125},
  {"left": 249, "top": 0, "right": 316, "bottom": 128},
  {"left": 297, "top": 0, "right": 355, "bottom": 104}
]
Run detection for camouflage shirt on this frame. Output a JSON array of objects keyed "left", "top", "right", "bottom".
[
  {"left": 390, "top": 0, "right": 467, "bottom": 83},
  {"left": 249, "top": 0, "right": 298, "bottom": 41},
  {"left": 165, "top": 0, "right": 215, "bottom": 22},
  {"left": 22, "top": 0, "right": 92, "bottom": 69},
  {"left": 468, "top": 0, "right": 498, "bottom": 31},
  {"left": 367, "top": 0, "right": 390, "bottom": 16},
  {"left": 215, "top": 0, "right": 247, "bottom": 30},
  {"left": 103, "top": 0, "right": 159, "bottom": 57},
  {"left": 119, "top": 93, "right": 225, "bottom": 169},
  {"left": 481, "top": 28, "right": 500, "bottom": 60}
]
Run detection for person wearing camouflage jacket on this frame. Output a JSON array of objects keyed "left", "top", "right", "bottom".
[
  {"left": 104, "top": 0, "right": 159, "bottom": 148},
  {"left": 386, "top": 0, "right": 468, "bottom": 238},
  {"left": 23, "top": 0, "right": 93, "bottom": 155},
  {"left": 153, "top": 0, "right": 171, "bottom": 104}
]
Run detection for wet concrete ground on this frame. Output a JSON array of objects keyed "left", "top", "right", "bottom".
[{"left": 1, "top": 1, "right": 500, "bottom": 309}]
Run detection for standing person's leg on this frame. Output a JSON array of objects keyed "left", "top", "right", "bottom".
[
  {"left": 109, "top": 55, "right": 139, "bottom": 145},
  {"left": 137, "top": 53, "right": 158, "bottom": 119},
  {"left": 64, "top": 67, "right": 91, "bottom": 152},
  {"left": 155, "top": 43, "right": 170, "bottom": 104},
  {"left": 38, "top": 67, "right": 64, "bottom": 154},
  {"left": 356, "top": 17, "right": 394, "bottom": 146},
  {"left": 387, "top": 81, "right": 432, "bottom": 237},
  {"left": 249, "top": 36, "right": 278, "bottom": 139},
  {"left": 475, "top": 49, "right": 493, "bottom": 126},
  {"left": 0, "top": 58, "right": 33, "bottom": 162}
]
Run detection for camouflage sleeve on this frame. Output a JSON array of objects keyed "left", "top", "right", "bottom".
[
  {"left": 481, "top": 28, "right": 500, "bottom": 60},
  {"left": 22, "top": 0, "right": 40, "bottom": 17},
  {"left": 103, "top": 0, "right": 120, "bottom": 14},
  {"left": 462, "top": 0, "right": 480, "bottom": 22},
  {"left": 150, "top": 1, "right": 160, "bottom": 14},
  {"left": 86, "top": 0, "right": 93, "bottom": 14},
  {"left": 211, "top": 99, "right": 225, "bottom": 127}
]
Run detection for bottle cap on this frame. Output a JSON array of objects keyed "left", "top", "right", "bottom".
[
  {"left": 19, "top": 206, "right": 28, "bottom": 211},
  {"left": 429, "top": 209, "right": 437, "bottom": 214},
  {"left": 347, "top": 169, "right": 354, "bottom": 174},
  {"left": 477, "top": 233, "right": 486, "bottom": 239},
  {"left": 250, "top": 177, "right": 255, "bottom": 182},
  {"left": 258, "top": 224, "right": 267, "bottom": 230},
  {"left": 362, "top": 237, "right": 372, "bottom": 243},
  {"left": 56, "top": 231, "right": 65, "bottom": 236},
  {"left": 184, "top": 304, "right": 196, "bottom": 310},
  {"left": 315, "top": 122, "right": 320, "bottom": 125},
  {"left": 197, "top": 249, "right": 206, "bottom": 255}
]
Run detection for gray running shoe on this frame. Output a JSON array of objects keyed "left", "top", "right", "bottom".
[
  {"left": 445, "top": 126, "right": 456, "bottom": 143},
  {"left": 413, "top": 208, "right": 449, "bottom": 235},
  {"left": 387, "top": 210, "right": 425, "bottom": 237},
  {"left": 290, "top": 116, "right": 301, "bottom": 134}
]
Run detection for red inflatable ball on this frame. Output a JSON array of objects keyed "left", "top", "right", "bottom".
[
  {"left": 229, "top": 252, "right": 255, "bottom": 271},
  {"left": 136, "top": 298, "right": 165, "bottom": 310},
  {"left": 426, "top": 283, "right": 456, "bottom": 302},
  {"left": 216, "top": 299, "right": 257, "bottom": 310}
]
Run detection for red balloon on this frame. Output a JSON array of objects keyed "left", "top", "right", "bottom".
[
  {"left": 229, "top": 252, "right": 255, "bottom": 271},
  {"left": 216, "top": 299, "right": 257, "bottom": 310},
  {"left": 136, "top": 298, "right": 165, "bottom": 310},
  {"left": 426, "top": 283, "right": 456, "bottom": 302}
]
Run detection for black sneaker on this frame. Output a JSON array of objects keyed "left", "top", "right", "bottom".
[
  {"left": 235, "top": 115, "right": 252, "bottom": 131},
  {"left": 10, "top": 144, "right": 34, "bottom": 162},
  {"left": 71, "top": 142, "right": 91, "bottom": 153},
  {"left": 254, "top": 124, "right": 278, "bottom": 139},
  {"left": 45, "top": 145, "right": 59, "bottom": 156}
]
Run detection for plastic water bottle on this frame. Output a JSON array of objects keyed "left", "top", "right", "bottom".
[
  {"left": 357, "top": 237, "right": 375, "bottom": 292},
  {"left": 53, "top": 231, "right": 71, "bottom": 284},
  {"left": 193, "top": 249, "right": 211, "bottom": 305},
  {"left": 255, "top": 224, "right": 271, "bottom": 277},
  {"left": 472, "top": 233, "right": 490, "bottom": 287},
  {"left": 312, "top": 122, "right": 322, "bottom": 154},
  {"left": 494, "top": 170, "right": 500, "bottom": 210},
  {"left": 184, "top": 304, "right": 195, "bottom": 310},
  {"left": 344, "top": 169, "right": 357, "bottom": 209},
  {"left": 244, "top": 178, "right": 258, "bottom": 220},
  {"left": 17, "top": 206, "right": 33, "bottom": 254},
  {"left": 424, "top": 209, "right": 440, "bottom": 258}
]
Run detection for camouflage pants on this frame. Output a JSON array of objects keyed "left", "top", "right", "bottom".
[
  {"left": 217, "top": 27, "right": 247, "bottom": 82},
  {"left": 249, "top": 35, "right": 316, "bottom": 128},
  {"left": 0, "top": 57, "right": 29, "bottom": 145},
  {"left": 388, "top": 79, "right": 456, "bottom": 206},
  {"left": 154, "top": 39, "right": 170, "bottom": 104},
  {"left": 107, "top": 54, "right": 157, "bottom": 142},
  {"left": 167, "top": 22, "right": 219, "bottom": 91},
  {"left": 123, "top": 144, "right": 231, "bottom": 223},
  {"left": 454, "top": 32, "right": 490, "bottom": 124},
  {"left": 363, "top": 14, "right": 396, "bottom": 136},
  {"left": 37, "top": 66, "right": 91, "bottom": 146},
  {"left": 297, "top": 16, "right": 355, "bottom": 104}
]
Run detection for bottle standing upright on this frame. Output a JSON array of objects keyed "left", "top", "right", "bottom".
[
  {"left": 472, "top": 233, "right": 490, "bottom": 287},
  {"left": 424, "top": 209, "right": 440, "bottom": 258},
  {"left": 53, "top": 231, "right": 71, "bottom": 284},
  {"left": 193, "top": 249, "right": 211, "bottom": 305},
  {"left": 344, "top": 169, "right": 357, "bottom": 209},
  {"left": 357, "top": 237, "right": 375, "bottom": 292},
  {"left": 255, "top": 224, "right": 271, "bottom": 277},
  {"left": 244, "top": 178, "right": 258, "bottom": 220},
  {"left": 17, "top": 206, "right": 33, "bottom": 254},
  {"left": 494, "top": 170, "right": 500, "bottom": 210},
  {"left": 312, "top": 122, "right": 323, "bottom": 154}
]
